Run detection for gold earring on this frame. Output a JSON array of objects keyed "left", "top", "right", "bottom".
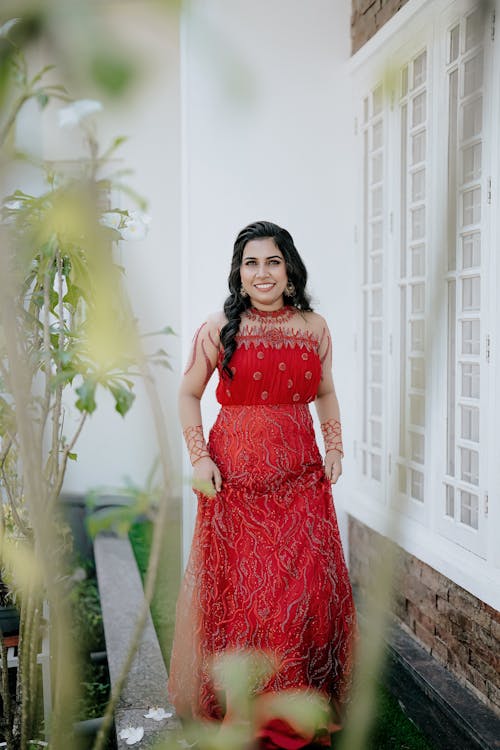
[
  {"left": 285, "top": 281, "right": 296, "bottom": 297},
  {"left": 240, "top": 285, "right": 248, "bottom": 298}
]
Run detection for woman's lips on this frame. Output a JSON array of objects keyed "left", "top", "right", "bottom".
[{"left": 254, "top": 283, "right": 275, "bottom": 291}]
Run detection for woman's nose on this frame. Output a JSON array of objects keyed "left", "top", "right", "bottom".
[{"left": 255, "top": 263, "right": 269, "bottom": 277}]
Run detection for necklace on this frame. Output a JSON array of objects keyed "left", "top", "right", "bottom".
[{"left": 246, "top": 305, "right": 295, "bottom": 321}]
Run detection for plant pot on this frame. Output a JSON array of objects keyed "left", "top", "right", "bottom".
[{"left": 0, "top": 605, "right": 20, "bottom": 638}]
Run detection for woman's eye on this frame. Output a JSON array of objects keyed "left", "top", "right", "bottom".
[{"left": 244, "top": 260, "right": 256, "bottom": 266}]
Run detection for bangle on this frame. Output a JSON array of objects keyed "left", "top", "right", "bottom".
[
  {"left": 183, "top": 425, "right": 210, "bottom": 466},
  {"left": 320, "top": 418, "right": 344, "bottom": 458}
]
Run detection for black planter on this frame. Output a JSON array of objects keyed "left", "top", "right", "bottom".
[{"left": 0, "top": 606, "right": 20, "bottom": 638}]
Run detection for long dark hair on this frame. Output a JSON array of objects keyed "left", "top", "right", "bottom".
[{"left": 220, "top": 220, "right": 313, "bottom": 378}]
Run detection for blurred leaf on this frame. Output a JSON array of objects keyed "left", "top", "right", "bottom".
[
  {"left": 30, "top": 63, "right": 55, "bottom": 86},
  {"left": 109, "top": 382, "right": 135, "bottom": 417},
  {"left": 100, "top": 135, "right": 128, "bottom": 161},
  {"left": 90, "top": 52, "right": 135, "bottom": 97},
  {"left": 68, "top": 452, "right": 77, "bottom": 461},
  {"left": 143, "top": 325, "right": 176, "bottom": 337},
  {"left": 36, "top": 91, "right": 48, "bottom": 108},
  {"left": 75, "top": 378, "right": 97, "bottom": 414}
]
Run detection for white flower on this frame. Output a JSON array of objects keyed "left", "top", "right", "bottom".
[
  {"left": 57, "top": 99, "right": 103, "bottom": 129},
  {"left": 120, "top": 210, "right": 151, "bottom": 241},
  {"left": 3, "top": 200, "right": 23, "bottom": 211},
  {"left": 143, "top": 706, "right": 172, "bottom": 721},
  {"left": 118, "top": 726, "right": 144, "bottom": 745},
  {"left": 0, "top": 19, "right": 21, "bottom": 38},
  {"left": 100, "top": 211, "right": 123, "bottom": 231}
]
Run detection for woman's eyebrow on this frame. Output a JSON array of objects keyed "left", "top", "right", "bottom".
[{"left": 243, "top": 254, "right": 283, "bottom": 261}]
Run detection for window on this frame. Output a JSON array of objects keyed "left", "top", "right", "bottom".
[
  {"left": 396, "top": 49, "right": 428, "bottom": 517},
  {"left": 361, "top": 85, "right": 385, "bottom": 489},
  {"left": 353, "top": 1, "right": 494, "bottom": 571}
]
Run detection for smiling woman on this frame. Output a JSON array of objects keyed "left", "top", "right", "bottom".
[
  {"left": 169, "top": 220, "right": 356, "bottom": 749},
  {"left": 239, "top": 238, "right": 289, "bottom": 311}
]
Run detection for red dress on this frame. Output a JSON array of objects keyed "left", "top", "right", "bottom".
[{"left": 169, "top": 307, "right": 356, "bottom": 748}]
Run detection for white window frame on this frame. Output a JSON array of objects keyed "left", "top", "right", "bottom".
[{"left": 348, "top": 0, "right": 500, "bottom": 610}]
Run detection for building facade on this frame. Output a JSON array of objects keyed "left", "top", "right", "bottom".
[{"left": 349, "top": 0, "right": 500, "bottom": 713}]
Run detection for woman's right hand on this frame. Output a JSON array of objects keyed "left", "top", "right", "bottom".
[{"left": 192, "top": 456, "right": 222, "bottom": 497}]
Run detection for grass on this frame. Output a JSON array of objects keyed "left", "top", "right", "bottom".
[
  {"left": 129, "top": 515, "right": 181, "bottom": 664},
  {"left": 129, "top": 521, "right": 434, "bottom": 749}
]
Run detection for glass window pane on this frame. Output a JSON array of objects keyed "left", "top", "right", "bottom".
[
  {"left": 412, "top": 169, "right": 425, "bottom": 201},
  {"left": 410, "top": 320, "right": 425, "bottom": 351},
  {"left": 462, "top": 143, "right": 482, "bottom": 182},
  {"left": 461, "top": 362, "right": 480, "bottom": 398},
  {"left": 371, "top": 420, "right": 382, "bottom": 447},
  {"left": 462, "top": 97, "right": 482, "bottom": 140},
  {"left": 371, "top": 186, "right": 383, "bottom": 216},
  {"left": 411, "top": 283, "right": 425, "bottom": 313},
  {"left": 462, "top": 232, "right": 481, "bottom": 267},
  {"left": 363, "top": 96, "right": 369, "bottom": 123},
  {"left": 410, "top": 432, "right": 425, "bottom": 463},
  {"left": 463, "top": 52, "right": 483, "bottom": 96},
  {"left": 445, "top": 485, "right": 455, "bottom": 517},
  {"left": 371, "top": 254, "right": 382, "bottom": 282},
  {"left": 462, "top": 276, "right": 480, "bottom": 310},
  {"left": 412, "top": 92, "right": 426, "bottom": 127},
  {"left": 460, "top": 447, "right": 479, "bottom": 485},
  {"left": 465, "top": 9, "right": 482, "bottom": 52},
  {"left": 412, "top": 51, "right": 427, "bottom": 88},
  {"left": 410, "top": 394, "right": 425, "bottom": 426},
  {"left": 410, "top": 357, "right": 425, "bottom": 389},
  {"left": 371, "top": 321, "right": 383, "bottom": 350},
  {"left": 371, "top": 221, "right": 383, "bottom": 250},
  {"left": 371, "top": 453, "right": 381, "bottom": 481},
  {"left": 372, "top": 120, "right": 383, "bottom": 149},
  {"left": 411, "top": 469, "right": 424, "bottom": 501},
  {"left": 411, "top": 206, "right": 426, "bottom": 240},
  {"left": 461, "top": 404, "right": 479, "bottom": 442},
  {"left": 371, "top": 152, "right": 383, "bottom": 183},
  {"left": 371, "top": 354, "right": 382, "bottom": 383},
  {"left": 460, "top": 490, "right": 478, "bottom": 529},
  {"left": 371, "top": 387, "right": 382, "bottom": 416},
  {"left": 462, "top": 187, "right": 481, "bottom": 226},
  {"left": 449, "top": 25, "right": 460, "bottom": 62},
  {"left": 411, "top": 244, "right": 425, "bottom": 276},
  {"left": 411, "top": 130, "right": 426, "bottom": 164},
  {"left": 371, "top": 288, "right": 383, "bottom": 315},
  {"left": 461, "top": 319, "right": 480, "bottom": 354},
  {"left": 399, "top": 464, "right": 407, "bottom": 493}
]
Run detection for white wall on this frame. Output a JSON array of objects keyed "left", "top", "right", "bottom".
[
  {"left": 181, "top": 0, "right": 356, "bottom": 561},
  {"left": 37, "top": 3, "right": 183, "bottom": 498}
]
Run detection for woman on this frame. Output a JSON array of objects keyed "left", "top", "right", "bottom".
[{"left": 169, "top": 221, "right": 356, "bottom": 749}]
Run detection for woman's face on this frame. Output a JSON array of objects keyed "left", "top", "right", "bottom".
[{"left": 240, "top": 238, "right": 288, "bottom": 311}]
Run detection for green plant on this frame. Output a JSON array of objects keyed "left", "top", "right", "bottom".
[{"left": 0, "top": 18, "right": 166, "bottom": 749}]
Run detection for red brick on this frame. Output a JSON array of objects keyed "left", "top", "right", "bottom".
[
  {"left": 484, "top": 602, "right": 500, "bottom": 625},
  {"left": 419, "top": 563, "right": 450, "bottom": 600},
  {"left": 431, "top": 637, "right": 448, "bottom": 663},
  {"left": 469, "top": 650, "right": 500, "bottom": 687},
  {"left": 414, "top": 620, "right": 435, "bottom": 652},
  {"left": 407, "top": 601, "right": 436, "bottom": 634},
  {"left": 448, "top": 587, "right": 492, "bottom": 630},
  {"left": 463, "top": 662, "right": 488, "bottom": 695}
]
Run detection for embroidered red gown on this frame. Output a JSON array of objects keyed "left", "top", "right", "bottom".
[{"left": 169, "top": 307, "right": 356, "bottom": 749}]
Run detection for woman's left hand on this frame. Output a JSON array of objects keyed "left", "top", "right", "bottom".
[{"left": 325, "top": 450, "right": 342, "bottom": 484}]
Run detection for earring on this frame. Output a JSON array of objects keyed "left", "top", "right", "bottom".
[
  {"left": 285, "top": 281, "right": 296, "bottom": 297},
  {"left": 240, "top": 285, "right": 248, "bottom": 298}
]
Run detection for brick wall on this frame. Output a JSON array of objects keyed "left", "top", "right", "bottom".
[
  {"left": 349, "top": 516, "right": 500, "bottom": 715},
  {"left": 351, "top": 0, "right": 411, "bottom": 54}
]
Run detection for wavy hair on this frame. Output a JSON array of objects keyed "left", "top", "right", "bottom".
[{"left": 220, "top": 220, "right": 313, "bottom": 378}]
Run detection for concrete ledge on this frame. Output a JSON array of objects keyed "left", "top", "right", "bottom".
[
  {"left": 94, "top": 533, "right": 180, "bottom": 749},
  {"left": 385, "top": 622, "right": 500, "bottom": 750}
]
